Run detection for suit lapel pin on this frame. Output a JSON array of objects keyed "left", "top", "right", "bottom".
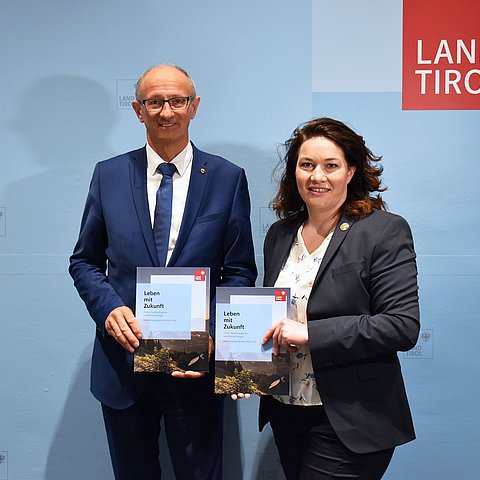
[
  {"left": 200, "top": 168, "right": 206, "bottom": 174},
  {"left": 339, "top": 222, "right": 350, "bottom": 231}
]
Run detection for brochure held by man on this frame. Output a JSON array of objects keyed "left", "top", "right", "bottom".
[{"left": 134, "top": 267, "right": 210, "bottom": 373}]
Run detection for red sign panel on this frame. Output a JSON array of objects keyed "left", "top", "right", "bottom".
[{"left": 403, "top": 0, "right": 480, "bottom": 110}]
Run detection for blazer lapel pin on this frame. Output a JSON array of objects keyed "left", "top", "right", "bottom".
[{"left": 339, "top": 222, "right": 350, "bottom": 231}]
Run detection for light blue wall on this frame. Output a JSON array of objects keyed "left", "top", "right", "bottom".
[{"left": 1, "top": 1, "right": 479, "bottom": 479}]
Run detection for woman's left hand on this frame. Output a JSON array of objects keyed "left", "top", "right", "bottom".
[{"left": 262, "top": 319, "right": 308, "bottom": 356}]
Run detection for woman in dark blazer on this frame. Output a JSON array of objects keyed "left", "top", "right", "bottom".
[{"left": 260, "top": 117, "right": 420, "bottom": 480}]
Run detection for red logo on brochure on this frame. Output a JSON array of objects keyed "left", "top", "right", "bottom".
[
  {"left": 194, "top": 270, "right": 206, "bottom": 281},
  {"left": 275, "top": 290, "right": 287, "bottom": 302}
]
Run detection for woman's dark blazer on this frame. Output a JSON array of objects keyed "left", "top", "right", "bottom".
[{"left": 259, "top": 209, "right": 420, "bottom": 454}]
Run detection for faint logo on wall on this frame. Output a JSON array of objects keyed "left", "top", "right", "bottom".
[
  {"left": 404, "top": 328, "right": 434, "bottom": 359},
  {"left": 116, "top": 79, "right": 137, "bottom": 109},
  {"left": 258, "top": 453, "right": 285, "bottom": 480},
  {"left": 260, "top": 207, "right": 275, "bottom": 237},
  {"left": 0, "top": 207, "right": 6, "bottom": 237},
  {"left": 0, "top": 451, "right": 8, "bottom": 480}
]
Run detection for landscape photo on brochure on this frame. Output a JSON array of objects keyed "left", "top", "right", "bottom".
[{"left": 214, "top": 287, "right": 290, "bottom": 396}]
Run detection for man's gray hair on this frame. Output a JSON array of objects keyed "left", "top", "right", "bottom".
[{"left": 135, "top": 64, "right": 197, "bottom": 101}]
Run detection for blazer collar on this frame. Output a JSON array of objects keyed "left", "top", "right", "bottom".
[
  {"left": 128, "top": 143, "right": 210, "bottom": 267},
  {"left": 265, "top": 211, "right": 355, "bottom": 287},
  {"left": 263, "top": 217, "right": 302, "bottom": 287},
  {"left": 168, "top": 143, "right": 209, "bottom": 266},
  {"left": 129, "top": 147, "right": 159, "bottom": 265},
  {"left": 310, "top": 212, "right": 356, "bottom": 293}
]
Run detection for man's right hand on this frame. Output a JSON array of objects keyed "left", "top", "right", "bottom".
[{"left": 105, "top": 306, "right": 142, "bottom": 353}]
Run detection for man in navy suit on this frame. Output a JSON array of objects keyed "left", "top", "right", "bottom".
[{"left": 69, "top": 64, "right": 257, "bottom": 480}]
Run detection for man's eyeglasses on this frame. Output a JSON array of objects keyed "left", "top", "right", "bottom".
[{"left": 140, "top": 96, "right": 194, "bottom": 112}]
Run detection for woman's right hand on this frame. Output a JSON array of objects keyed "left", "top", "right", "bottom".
[{"left": 262, "top": 318, "right": 308, "bottom": 356}]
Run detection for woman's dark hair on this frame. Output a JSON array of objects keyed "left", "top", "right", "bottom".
[{"left": 272, "top": 117, "right": 386, "bottom": 220}]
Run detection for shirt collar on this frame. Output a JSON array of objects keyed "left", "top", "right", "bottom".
[{"left": 146, "top": 141, "right": 193, "bottom": 177}]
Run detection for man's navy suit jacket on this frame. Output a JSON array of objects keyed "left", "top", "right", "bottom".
[
  {"left": 70, "top": 144, "right": 257, "bottom": 408},
  {"left": 260, "top": 209, "right": 420, "bottom": 454}
]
